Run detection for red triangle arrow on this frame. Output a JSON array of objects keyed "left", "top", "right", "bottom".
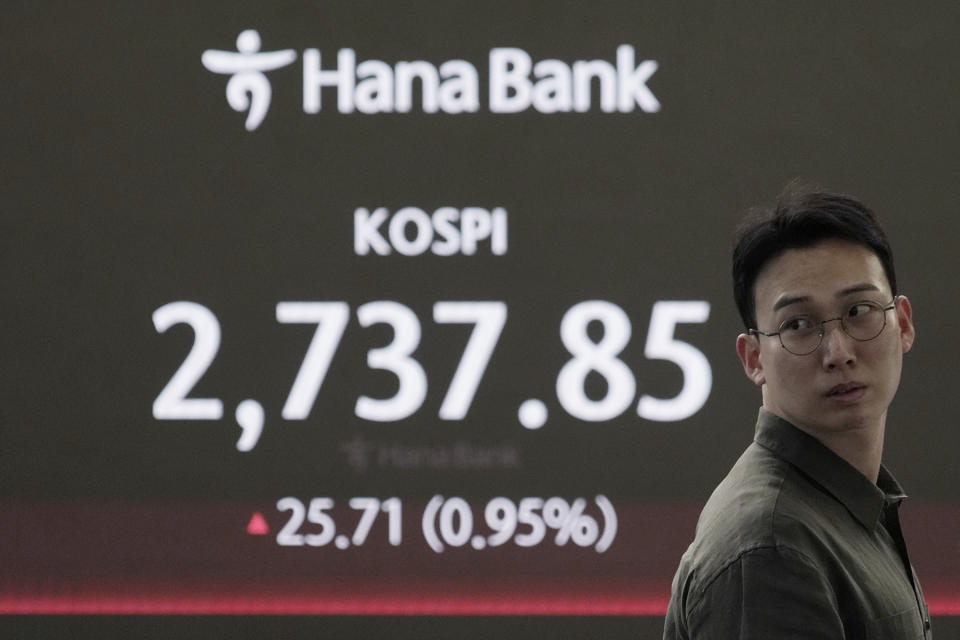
[{"left": 246, "top": 511, "right": 270, "bottom": 535}]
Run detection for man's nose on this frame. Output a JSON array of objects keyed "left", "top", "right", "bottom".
[{"left": 820, "top": 318, "right": 856, "bottom": 368}]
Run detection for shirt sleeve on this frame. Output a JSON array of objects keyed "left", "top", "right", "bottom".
[{"left": 685, "top": 546, "right": 844, "bottom": 639}]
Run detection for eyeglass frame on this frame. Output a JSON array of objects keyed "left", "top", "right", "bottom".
[{"left": 748, "top": 297, "right": 899, "bottom": 355}]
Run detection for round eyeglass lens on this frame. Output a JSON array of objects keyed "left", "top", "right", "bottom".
[{"left": 843, "top": 302, "right": 888, "bottom": 340}]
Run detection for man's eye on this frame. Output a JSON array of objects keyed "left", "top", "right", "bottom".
[
  {"left": 847, "top": 302, "right": 875, "bottom": 318},
  {"left": 781, "top": 317, "right": 813, "bottom": 332}
]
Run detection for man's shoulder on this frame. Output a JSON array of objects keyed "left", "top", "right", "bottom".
[{"left": 682, "top": 442, "right": 836, "bottom": 587}]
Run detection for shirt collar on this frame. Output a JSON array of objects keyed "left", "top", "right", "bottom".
[{"left": 753, "top": 408, "right": 907, "bottom": 530}]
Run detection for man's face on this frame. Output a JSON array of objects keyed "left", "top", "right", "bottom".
[{"left": 736, "top": 238, "right": 915, "bottom": 437}]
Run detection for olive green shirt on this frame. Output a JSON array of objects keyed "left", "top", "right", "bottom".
[{"left": 664, "top": 409, "right": 932, "bottom": 639}]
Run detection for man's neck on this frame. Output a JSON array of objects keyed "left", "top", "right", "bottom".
[
  {"left": 815, "top": 424, "right": 885, "bottom": 483},
  {"left": 769, "top": 409, "right": 886, "bottom": 483}
]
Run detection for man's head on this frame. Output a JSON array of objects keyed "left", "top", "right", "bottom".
[
  {"left": 732, "top": 184, "right": 897, "bottom": 331},
  {"left": 732, "top": 184, "right": 915, "bottom": 437}
]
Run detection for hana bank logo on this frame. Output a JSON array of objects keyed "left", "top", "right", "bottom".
[
  {"left": 202, "top": 29, "right": 660, "bottom": 132},
  {"left": 201, "top": 29, "right": 296, "bottom": 131}
]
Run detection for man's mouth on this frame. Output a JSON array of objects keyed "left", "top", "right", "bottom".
[{"left": 826, "top": 382, "right": 866, "bottom": 398}]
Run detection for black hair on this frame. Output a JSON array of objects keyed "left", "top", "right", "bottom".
[{"left": 732, "top": 181, "right": 897, "bottom": 330}]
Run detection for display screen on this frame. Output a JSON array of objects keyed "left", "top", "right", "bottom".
[{"left": 3, "top": 3, "right": 958, "bottom": 635}]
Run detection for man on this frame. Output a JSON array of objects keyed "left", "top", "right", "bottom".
[{"left": 663, "top": 185, "right": 932, "bottom": 638}]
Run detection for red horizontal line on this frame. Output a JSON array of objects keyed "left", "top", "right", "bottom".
[
  {"left": 1, "top": 595, "right": 663, "bottom": 616},
  {"left": 3, "top": 595, "right": 960, "bottom": 616}
]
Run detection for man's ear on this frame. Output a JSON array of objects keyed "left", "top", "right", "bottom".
[
  {"left": 736, "top": 333, "right": 766, "bottom": 387},
  {"left": 895, "top": 295, "right": 915, "bottom": 354}
]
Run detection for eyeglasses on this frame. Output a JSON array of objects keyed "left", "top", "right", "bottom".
[{"left": 749, "top": 298, "right": 897, "bottom": 355}]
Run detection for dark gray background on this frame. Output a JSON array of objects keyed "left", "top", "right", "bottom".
[{"left": 3, "top": 2, "right": 958, "bottom": 637}]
